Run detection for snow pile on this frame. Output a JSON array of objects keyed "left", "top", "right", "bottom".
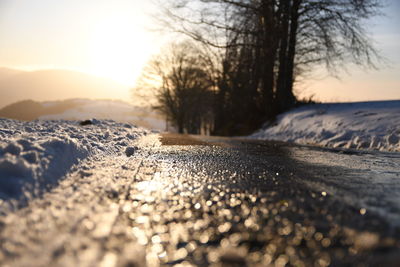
[
  {"left": 0, "top": 119, "right": 149, "bottom": 203},
  {"left": 251, "top": 100, "right": 400, "bottom": 151}
]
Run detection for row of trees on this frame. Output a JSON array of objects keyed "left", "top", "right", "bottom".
[
  {"left": 135, "top": 43, "right": 215, "bottom": 134},
  {"left": 136, "top": 0, "right": 381, "bottom": 135}
]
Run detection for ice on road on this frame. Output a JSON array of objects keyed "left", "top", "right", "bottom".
[{"left": 1, "top": 133, "right": 399, "bottom": 267}]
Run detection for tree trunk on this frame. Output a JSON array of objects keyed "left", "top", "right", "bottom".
[
  {"left": 260, "top": 0, "right": 278, "bottom": 119},
  {"left": 276, "top": 0, "right": 291, "bottom": 113},
  {"left": 283, "top": 0, "right": 301, "bottom": 110}
]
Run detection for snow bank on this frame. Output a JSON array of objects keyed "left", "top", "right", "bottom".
[
  {"left": 251, "top": 100, "right": 400, "bottom": 152},
  {"left": 0, "top": 119, "right": 149, "bottom": 204}
]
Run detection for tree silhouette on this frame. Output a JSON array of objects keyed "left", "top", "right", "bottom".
[
  {"left": 137, "top": 42, "right": 214, "bottom": 134},
  {"left": 157, "top": 0, "right": 381, "bottom": 135}
]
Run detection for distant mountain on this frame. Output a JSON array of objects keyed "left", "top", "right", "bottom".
[
  {"left": 0, "top": 67, "right": 23, "bottom": 80},
  {"left": 0, "top": 68, "right": 130, "bottom": 108},
  {"left": 0, "top": 98, "right": 166, "bottom": 131},
  {"left": 0, "top": 99, "right": 81, "bottom": 121}
]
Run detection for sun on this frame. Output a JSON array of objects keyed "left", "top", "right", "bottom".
[{"left": 88, "top": 14, "right": 156, "bottom": 86}]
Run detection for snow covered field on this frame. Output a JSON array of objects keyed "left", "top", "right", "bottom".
[
  {"left": 0, "top": 98, "right": 167, "bottom": 131},
  {"left": 0, "top": 119, "right": 151, "bottom": 207},
  {"left": 38, "top": 99, "right": 166, "bottom": 131},
  {"left": 251, "top": 100, "right": 400, "bottom": 152}
]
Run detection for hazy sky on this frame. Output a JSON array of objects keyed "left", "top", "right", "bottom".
[
  {"left": 0, "top": 0, "right": 164, "bottom": 98},
  {"left": 301, "top": 0, "right": 400, "bottom": 102},
  {"left": 0, "top": 0, "right": 399, "bottom": 102}
]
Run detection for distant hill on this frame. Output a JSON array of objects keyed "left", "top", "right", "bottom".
[
  {"left": 0, "top": 98, "right": 166, "bottom": 131},
  {"left": 0, "top": 99, "right": 81, "bottom": 121},
  {"left": 0, "top": 68, "right": 130, "bottom": 108},
  {"left": 0, "top": 67, "right": 23, "bottom": 80}
]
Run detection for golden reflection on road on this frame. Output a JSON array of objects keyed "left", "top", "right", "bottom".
[{"left": 135, "top": 172, "right": 164, "bottom": 194}]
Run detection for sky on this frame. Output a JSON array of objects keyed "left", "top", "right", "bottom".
[
  {"left": 0, "top": 0, "right": 399, "bottom": 103},
  {"left": 300, "top": 0, "right": 400, "bottom": 102},
  {"left": 0, "top": 0, "right": 164, "bottom": 100}
]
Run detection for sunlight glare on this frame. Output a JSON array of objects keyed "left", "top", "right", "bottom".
[
  {"left": 88, "top": 14, "right": 155, "bottom": 86},
  {"left": 136, "top": 180, "right": 163, "bottom": 194}
]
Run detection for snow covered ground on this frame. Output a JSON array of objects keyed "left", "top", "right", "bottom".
[
  {"left": 38, "top": 99, "right": 167, "bottom": 131},
  {"left": 0, "top": 119, "right": 152, "bottom": 208},
  {"left": 251, "top": 100, "right": 400, "bottom": 152},
  {"left": 0, "top": 98, "right": 166, "bottom": 131}
]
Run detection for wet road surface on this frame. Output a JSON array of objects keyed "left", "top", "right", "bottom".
[{"left": 1, "top": 134, "right": 400, "bottom": 266}]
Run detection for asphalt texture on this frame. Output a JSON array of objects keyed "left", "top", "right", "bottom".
[{"left": 1, "top": 133, "right": 400, "bottom": 267}]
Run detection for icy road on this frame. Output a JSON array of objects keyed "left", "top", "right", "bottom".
[{"left": 1, "top": 133, "right": 400, "bottom": 267}]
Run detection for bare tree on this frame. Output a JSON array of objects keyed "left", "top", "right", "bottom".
[
  {"left": 156, "top": 0, "right": 382, "bottom": 135},
  {"left": 136, "top": 42, "right": 214, "bottom": 134}
]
